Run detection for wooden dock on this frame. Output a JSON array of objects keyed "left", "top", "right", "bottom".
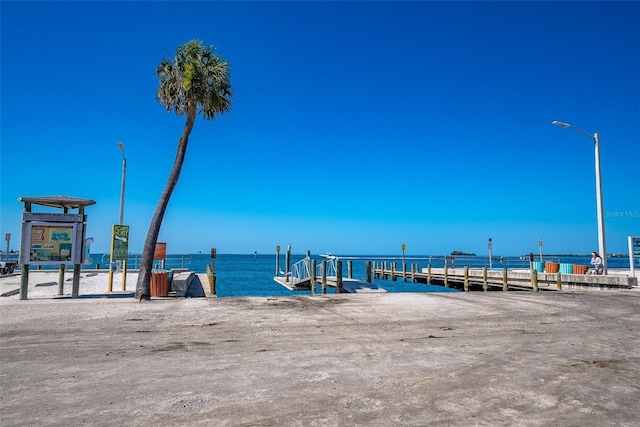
[
  {"left": 273, "top": 276, "right": 386, "bottom": 293},
  {"left": 372, "top": 264, "right": 637, "bottom": 291}
]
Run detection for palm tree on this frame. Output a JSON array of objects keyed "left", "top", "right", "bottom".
[{"left": 135, "top": 40, "right": 232, "bottom": 300}]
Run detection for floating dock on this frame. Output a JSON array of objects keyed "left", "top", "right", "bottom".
[{"left": 273, "top": 276, "right": 386, "bottom": 293}]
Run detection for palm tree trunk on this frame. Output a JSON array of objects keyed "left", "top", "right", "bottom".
[{"left": 135, "top": 106, "right": 197, "bottom": 300}]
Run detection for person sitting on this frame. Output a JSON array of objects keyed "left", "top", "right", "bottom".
[{"left": 590, "top": 251, "right": 604, "bottom": 275}]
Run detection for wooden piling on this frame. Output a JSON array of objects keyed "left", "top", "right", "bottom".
[
  {"left": 392, "top": 262, "right": 397, "bottom": 281},
  {"left": 58, "top": 264, "right": 65, "bottom": 296},
  {"left": 444, "top": 264, "right": 448, "bottom": 287},
  {"left": 427, "top": 264, "right": 431, "bottom": 284},
  {"left": 464, "top": 266, "right": 469, "bottom": 292},
  {"left": 502, "top": 268, "right": 508, "bottom": 292},
  {"left": 285, "top": 245, "right": 291, "bottom": 282},
  {"left": 311, "top": 259, "right": 317, "bottom": 295},
  {"left": 382, "top": 262, "right": 387, "bottom": 280},
  {"left": 336, "top": 260, "right": 343, "bottom": 293},
  {"left": 557, "top": 272, "right": 562, "bottom": 291},
  {"left": 71, "top": 264, "right": 81, "bottom": 298},
  {"left": 365, "top": 261, "right": 372, "bottom": 283},
  {"left": 275, "top": 245, "right": 280, "bottom": 276},
  {"left": 482, "top": 267, "right": 488, "bottom": 291},
  {"left": 348, "top": 260, "right": 353, "bottom": 279},
  {"left": 531, "top": 269, "right": 539, "bottom": 292},
  {"left": 321, "top": 260, "right": 327, "bottom": 294},
  {"left": 402, "top": 262, "right": 407, "bottom": 282}
]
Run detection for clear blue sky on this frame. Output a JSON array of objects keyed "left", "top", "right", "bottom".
[{"left": 1, "top": 1, "right": 639, "bottom": 256}]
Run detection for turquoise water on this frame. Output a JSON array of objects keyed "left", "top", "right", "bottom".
[{"left": 17, "top": 253, "right": 638, "bottom": 297}]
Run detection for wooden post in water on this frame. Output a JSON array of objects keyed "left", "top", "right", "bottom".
[
  {"left": 365, "top": 261, "right": 372, "bottom": 283},
  {"left": 285, "top": 244, "right": 291, "bottom": 282},
  {"left": 336, "top": 260, "right": 343, "bottom": 293},
  {"left": 502, "top": 268, "right": 508, "bottom": 292},
  {"left": 311, "top": 259, "right": 316, "bottom": 295},
  {"left": 348, "top": 260, "right": 353, "bottom": 279},
  {"left": 58, "top": 264, "right": 66, "bottom": 295},
  {"left": 275, "top": 245, "right": 280, "bottom": 276},
  {"left": 321, "top": 260, "right": 327, "bottom": 294},
  {"left": 531, "top": 269, "right": 539, "bottom": 292},
  {"left": 464, "top": 266, "right": 470, "bottom": 292},
  {"left": 391, "top": 262, "right": 397, "bottom": 281},
  {"left": 444, "top": 264, "right": 449, "bottom": 287},
  {"left": 557, "top": 272, "right": 562, "bottom": 291},
  {"left": 482, "top": 267, "right": 488, "bottom": 292},
  {"left": 382, "top": 262, "right": 387, "bottom": 280},
  {"left": 427, "top": 264, "right": 431, "bottom": 284},
  {"left": 402, "top": 262, "right": 407, "bottom": 282}
]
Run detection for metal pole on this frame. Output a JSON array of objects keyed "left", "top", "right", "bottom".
[
  {"left": 553, "top": 121, "right": 608, "bottom": 274},
  {"left": 594, "top": 133, "right": 607, "bottom": 274},
  {"left": 119, "top": 149, "right": 126, "bottom": 225}
]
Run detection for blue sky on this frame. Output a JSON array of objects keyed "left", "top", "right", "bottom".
[{"left": 1, "top": 1, "right": 639, "bottom": 256}]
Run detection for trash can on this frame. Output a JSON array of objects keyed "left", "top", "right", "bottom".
[
  {"left": 150, "top": 271, "right": 169, "bottom": 297},
  {"left": 545, "top": 262, "right": 559, "bottom": 273},
  {"left": 573, "top": 265, "right": 589, "bottom": 274},
  {"left": 560, "top": 263, "right": 573, "bottom": 274},
  {"left": 532, "top": 261, "right": 544, "bottom": 273}
]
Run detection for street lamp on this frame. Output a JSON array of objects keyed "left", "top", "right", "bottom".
[
  {"left": 117, "top": 142, "right": 126, "bottom": 225},
  {"left": 552, "top": 120, "right": 607, "bottom": 274}
]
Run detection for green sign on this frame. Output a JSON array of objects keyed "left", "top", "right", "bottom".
[{"left": 111, "top": 225, "right": 129, "bottom": 261}]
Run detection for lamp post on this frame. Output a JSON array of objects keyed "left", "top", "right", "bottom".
[
  {"left": 109, "top": 142, "right": 128, "bottom": 292},
  {"left": 552, "top": 121, "right": 607, "bottom": 274},
  {"left": 118, "top": 142, "right": 126, "bottom": 225}
]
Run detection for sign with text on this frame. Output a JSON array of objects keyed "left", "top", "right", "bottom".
[{"left": 110, "top": 225, "right": 129, "bottom": 261}]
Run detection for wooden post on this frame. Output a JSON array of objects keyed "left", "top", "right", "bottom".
[
  {"left": 502, "top": 268, "right": 508, "bottom": 292},
  {"left": 482, "top": 267, "right": 488, "bottom": 292},
  {"left": 58, "top": 264, "right": 65, "bottom": 295},
  {"left": 402, "top": 262, "right": 407, "bottom": 282},
  {"left": 348, "top": 260, "right": 353, "bottom": 279},
  {"left": 311, "top": 259, "right": 317, "bottom": 295},
  {"left": 336, "top": 260, "right": 343, "bottom": 293},
  {"left": 71, "top": 264, "right": 81, "bottom": 298},
  {"left": 365, "top": 261, "right": 372, "bottom": 283},
  {"left": 464, "top": 266, "right": 469, "bottom": 292},
  {"left": 531, "top": 269, "right": 539, "bottom": 292},
  {"left": 275, "top": 245, "right": 280, "bottom": 276},
  {"left": 392, "top": 262, "right": 397, "bottom": 281},
  {"left": 382, "top": 262, "right": 387, "bottom": 280},
  {"left": 285, "top": 244, "right": 291, "bottom": 282},
  {"left": 427, "top": 264, "right": 431, "bottom": 284},
  {"left": 19, "top": 266, "right": 29, "bottom": 300},
  {"left": 557, "top": 272, "right": 562, "bottom": 291},
  {"left": 444, "top": 264, "right": 449, "bottom": 287},
  {"left": 19, "top": 201, "right": 32, "bottom": 300},
  {"left": 321, "top": 260, "right": 327, "bottom": 294}
]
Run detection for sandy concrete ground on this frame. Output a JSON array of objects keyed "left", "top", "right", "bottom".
[{"left": 1, "top": 272, "right": 639, "bottom": 426}]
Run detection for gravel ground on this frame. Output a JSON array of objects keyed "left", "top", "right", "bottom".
[{"left": 1, "top": 272, "right": 639, "bottom": 426}]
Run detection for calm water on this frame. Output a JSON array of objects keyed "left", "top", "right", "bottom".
[{"left": 16, "top": 253, "right": 638, "bottom": 297}]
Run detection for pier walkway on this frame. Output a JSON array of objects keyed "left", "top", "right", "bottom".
[{"left": 372, "top": 262, "right": 637, "bottom": 291}]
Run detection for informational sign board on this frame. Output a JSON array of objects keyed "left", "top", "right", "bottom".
[
  {"left": 154, "top": 242, "right": 167, "bottom": 260},
  {"left": 110, "top": 225, "right": 129, "bottom": 261},
  {"left": 20, "top": 221, "right": 83, "bottom": 265}
]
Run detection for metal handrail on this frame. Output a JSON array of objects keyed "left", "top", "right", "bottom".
[{"left": 99, "top": 253, "right": 193, "bottom": 270}]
